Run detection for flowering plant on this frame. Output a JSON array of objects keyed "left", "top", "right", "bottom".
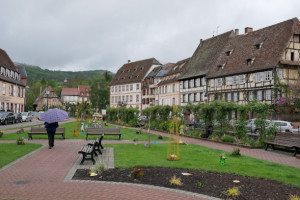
[
  {"left": 219, "top": 153, "right": 226, "bottom": 160},
  {"left": 16, "top": 137, "right": 26, "bottom": 145}
]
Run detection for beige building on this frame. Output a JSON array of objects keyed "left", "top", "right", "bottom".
[
  {"left": 109, "top": 58, "right": 161, "bottom": 111},
  {"left": 179, "top": 17, "right": 300, "bottom": 120},
  {"left": 32, "top": 86, "right": 63, "bottom": 111},
  {"left": 158, "top": 58, "right": 189, "bottom": 106},
  {"left": 0, "top": 48, "right": 26, "bottom": 113}
]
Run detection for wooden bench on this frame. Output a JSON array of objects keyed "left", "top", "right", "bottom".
[
  {"left": 28, "top": 127, "right": 65, "bottom": 140},
  {"left": 78, "top": 141, "right": 97, "bottom": 165},
  {"left": 86, "top": 127, "right": 121, "bottom": 140},
  {"left": 88, "top": 136, "right": 104, "bottom": 155},
  {"left": 265, "top": 132, "right": 300, "bottom": 156}
]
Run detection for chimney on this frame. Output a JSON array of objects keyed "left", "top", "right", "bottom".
[
  {"left": 128, "top": 60, "right": 131, "bottom": 63},
  {"left": 245, "top": 27, "right": 253, "bottom": 34},
  {"left": 235, "top": 29, "right": 239, "bottom": 36}
]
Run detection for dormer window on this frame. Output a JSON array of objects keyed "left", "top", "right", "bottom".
[
  {"left": 255, "top": 42, "right": 263, "bottom": 49},
  {"left": 247, "top": 58, "right": 254, "bottom": 66},
  {"left": 226, "top": 50, "right": 233, "bottom": 56},
  {"left": 218, "top": 63, "right": 225, "bottom": 70}
]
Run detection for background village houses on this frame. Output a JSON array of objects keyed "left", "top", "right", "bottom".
[{"left": 109, "top": 17, "right": 300, "bottom": 121}]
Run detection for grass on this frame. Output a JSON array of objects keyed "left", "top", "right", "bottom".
[
  {"left": 106, "top": 143, "right": 300, "bottom": 187},
  {"left": 0, "top": 122, "right": 170, "bottom": 141},
  {"left": 0, "top": 143, "right": 42, "bottom": 168}
]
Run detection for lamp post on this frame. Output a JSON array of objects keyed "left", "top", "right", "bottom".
[
  {"left": 148, "top": 101, "right": 153, "bottom": 148},
  {"left": 46, "top": 90, "right": 50, "bottom": 110}
]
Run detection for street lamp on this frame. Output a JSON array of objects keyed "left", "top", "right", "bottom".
[
  {"left": 46, "top": 90, "right": 50, "bottom": 110},
  {"left": 148, "top": 101, "right": 153, "bottom": 148}
]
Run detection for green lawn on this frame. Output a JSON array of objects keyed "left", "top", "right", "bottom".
[
  {"left": 0, "top": 122, "right": 170, "bottom": 141},
  {"left": 0, "top": 143, "right": 42, "bottom": 168},
  {"left": 107, "top": 143, "right": 300, "bottom": 187}
]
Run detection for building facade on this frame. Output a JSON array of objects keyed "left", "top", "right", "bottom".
[
  {"left": 158, "top": 58, "right": 190, "bottom": 106},
  {"left": 0, "top": 48, "right": 26, "bottom": 113},
  {"left": 61, "top": 88, "right": 79, "bottom": 104},
  {"left": 33, "top": 86, "right": 63, "bottom": 111},
  {"left": 179, "top": 18, "right": 300, "bottom": 119},
  {"left": 78, "top": 85, "right": 91, "bottom": 103},
  {"left": 109, "top": 58, "right": 161, "bottom": 111}
]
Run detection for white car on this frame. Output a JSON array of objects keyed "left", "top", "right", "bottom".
[
  {"left": 21, "top": 112, "right": 33, "bottom": 122},
  {"left": 246, "top": 119, "right": 271, "bottom": 134},
  {"left": 271, "top": 120, "right": 299, "bottom": 134}
]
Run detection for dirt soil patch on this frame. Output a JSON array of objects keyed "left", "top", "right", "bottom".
[{"left": 72, "top": 167, "right": 299, "bottom": 200}]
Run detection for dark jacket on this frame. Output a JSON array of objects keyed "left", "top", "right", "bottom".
[{"left": 44, "top": 122, "right": 59, "bottom": 132}]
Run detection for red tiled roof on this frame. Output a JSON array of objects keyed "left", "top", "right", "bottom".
[
  {"left": 61, "top": 88, "right": 78, "bottom": 96},
  {"left": 78, "top": 85, "right": 90, "bottom": 97},
  {"left": 109, "top": 58, "right": 161, "bottom": 86},
  {"left": 0, "top": 48, "right": 17, "bottom": 72}
]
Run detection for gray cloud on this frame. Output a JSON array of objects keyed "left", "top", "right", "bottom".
[{"left": 0, "top": 0, "right": 299, "bottom": 73}]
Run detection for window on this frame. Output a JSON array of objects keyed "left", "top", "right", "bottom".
[
  {"left": 257, "top": 90, "right": 263, "bottom": 101},
  {"left": 87, "top": 93, "right": 89, "bottom": 96},
  {"left": 112, "top": 87, "right": 114, "bottom": 92},
  {"left": 227, "top": 93, "right": 232, "bottom": 102},
  {"left": 278, "top": 68, "right": 283, "bottom": 78},
  {"left": 119, "top": 86, "right": 121, "bottom": 91},
  {"left": 189, "top": 93, "right": 194, "bottom": 102},
  {"left": 255, "top": 43, "right": 263, "bottom": 49},
  {"left": 254, "top": 72, "right": 263, "bottom": 82},
  {"left": 130, "top": 95, "right": 133, "bottom": 102},
  {"left": 294, "top": 34, "right": 300, "bottom": 43},
  {"left": 233, "top": 92, "right": 238, "bottom": 102},
  {"left": 201, "top": 77, "right": 206, "bottom": 86},
  {"left": 122, "top": 85, "right": 125, "bottom": 91},
  {"left": 126, "top": 85, "right": 129, "bottom": 91},
  {"left": 195, "top": 78, "right": 200, "bottom": 87},
  {"left": 136, "top": 95, "right": 139, "bottom": 102},
  {"left": 136, "top": 84, "right": 139, "bottom": 90},
  {"left": 249, "top": 91, "right": 255, "bottom": 101},
  {"left": 210, "top": 79, "right": 214, "bottom": 87},
  {"left": 2, "top": 84, "right": 5, "bottom": 95},
  {"left": 130, "top": 84, "right": 133, "bottom": 91},
  {"left": 232, "top": 76, "right": 238, "bottom": 85},
  {"left": 239, "top": 75, "right": 245, "bottom": 84},
  {"left": 226, "top": 51, "right": 232, "bottom": 56},
  {"left": 247, "top": 59, "right": 253, "bottom": 66},
  {"left": 189, "top": 79, "right": 194, "bottom": 88},
  {"left": 291, "top": 52, "right": 294, "bottom": 61},
  {"left": 266, "top": 90, "right": 272, "bottom": 100},
  {"left": 13, "top": 86, "right": 16, "bottom": 96},
  {"left": 265, "top": 71, "right": 272, "bottom": 81},
  {"left": 183, "top": 80, "right": 188, "bottom": 89},
  {"left": 226, "top": 77, "right": 232, "bottom": 85},
  {"left": 195, "top": 93, "right": 200, "bottom": 102},
  {"left": 184, "top": 94, "right": 188, "bottom": 102},
  {"left": 217, "top": 78, "right": 222, "bottom": 87},
  {"left": 126, "top": 95, "right": 128, "bottom": 102},
  {"left": 218, "top": 65, "right": 223, "bottom": 70}
]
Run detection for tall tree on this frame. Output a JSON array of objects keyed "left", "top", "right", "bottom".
[{"left": 89, "top": 74, "right": 112, "bottom": 110}]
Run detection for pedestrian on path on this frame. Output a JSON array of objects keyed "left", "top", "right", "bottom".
[{"left": 45, "top": 122, "right": 58, "bottom": 149}]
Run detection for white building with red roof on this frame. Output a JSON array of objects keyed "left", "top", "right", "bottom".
[{"left": 61, "top": 85, "right": 91, "bottom": 105}]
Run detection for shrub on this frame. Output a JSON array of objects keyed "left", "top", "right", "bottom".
[
  {"left": 169, "top": 175, "right": 182, "bottom": 186},
  {"left": 226, "top": 187, "right": 240, "bottom": 197},
  {"left": 220, "top": 135, "right": 236, "bottom": 143},
  {"left": 231, "top": 148, "right": 241, "bottom": 156},
  {"left": 289, "top": 194, "right": 300, "bottom": 200},
  {"left": 197, "top": 181, "right": 203, "bottom": 187},
  {"left": 157, "top": 135, "right": 163, "bottom": 140},
  {"left": 92, "top": 161, "right": 107, "bottom": 174},
  {"left": 0, "top": 130, "right": 3, "bottom": 138},
  {"left": 159, "top": 121, "right": 171, "bottom": 132},
  {"left": 131, "top": 167, "right": 144, "bottom": 179}
]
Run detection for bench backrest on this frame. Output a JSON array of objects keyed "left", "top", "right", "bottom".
[
  {"left": 87, "top": 127, "right": 120, "bottom": 134},
  {"left": 30, "top": 127, "right": 65, "bottom": 133},
  {"left": 274, "top": 133, "right": 300, "bottom": 146}
]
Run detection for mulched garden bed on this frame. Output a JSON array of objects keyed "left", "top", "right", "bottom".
[{"left": 72, "top": 167, "right": 299, "bottom": 200}]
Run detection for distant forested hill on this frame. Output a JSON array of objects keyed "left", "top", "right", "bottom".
[{"left": 15, "top": 63, "right": 114, "bottom": 84}]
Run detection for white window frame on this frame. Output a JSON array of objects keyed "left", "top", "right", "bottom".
[
  {"left": 2, "top": 84, "right": 6, "bottom": 95},
  {"left": 266, "top": 90, "right": 272, "bottom": 100},
  {"left": 217, "top": 78, "right": 222, "bottom": 87},
  {"left": 257, "top": 90, "right": 263, "bottom": 101},
  {"left": 233, "top": 92, "right": 238, "bottom": 102},
  {"left": 210, "top": 79, "right": 215, "bottom": 88},
  {"left": 227, "top": 93, "right": 232, "bottom": 101},
  {"left": 239, "top": 75, "right": 245, "bottom": 84}
]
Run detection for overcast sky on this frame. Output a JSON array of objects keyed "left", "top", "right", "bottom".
[{"left": 0, "top": 0, "right": 300, "bottom": 73}]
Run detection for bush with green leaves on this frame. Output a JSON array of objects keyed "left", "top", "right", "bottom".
[
  {"left": 159, "top": 121, "right": 171, "bottom": 132},
  {"left": 220, "top": 135, "right": 236, "bottom": 143},
  {"left": 231, "top": 148, "right": 241, "bottom": 156}
]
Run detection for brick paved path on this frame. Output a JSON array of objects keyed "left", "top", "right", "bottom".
[{"left": 1, "top": 123, "right": 299, "bottom": 200}]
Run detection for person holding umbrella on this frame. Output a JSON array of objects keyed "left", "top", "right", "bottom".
[
  {"left": 44, "top": 122, "right": 58, "bottom": 149},
  {"left": 40, "top": 108, "right": 69, "bottom": 149}
]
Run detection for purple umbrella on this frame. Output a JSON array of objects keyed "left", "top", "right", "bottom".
[{"left": 40, "top": 108, "right": 68, "bottom": 123}]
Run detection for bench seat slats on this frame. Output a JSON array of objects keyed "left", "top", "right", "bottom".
[
  {"left": 86, "top": 127, "right": 121, "bottom": 140},
  {"left": 28, "top": 127, "right": 65, "bottom": 140},
  {"left": 265, "top": 132, "right": 300, "bottom": 156}
]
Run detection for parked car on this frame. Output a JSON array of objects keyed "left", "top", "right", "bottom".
[
  {"left": 30, "top": 111, "right": 39, "bottom": 118},
  {"left": 271, "top": 120, "right": 299, "bottom": 134},
  {"left": 21, "top": 112, "right": 33, "bottom": 122},
  {"left": 246, "top": 119, "right": 271, "bottom": 134},
  {"left": 13, "top": 113, "right": 22, "bottom": 123},
  {"left": 0, "top": 112, "right": 15, "bottom": 125}
]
